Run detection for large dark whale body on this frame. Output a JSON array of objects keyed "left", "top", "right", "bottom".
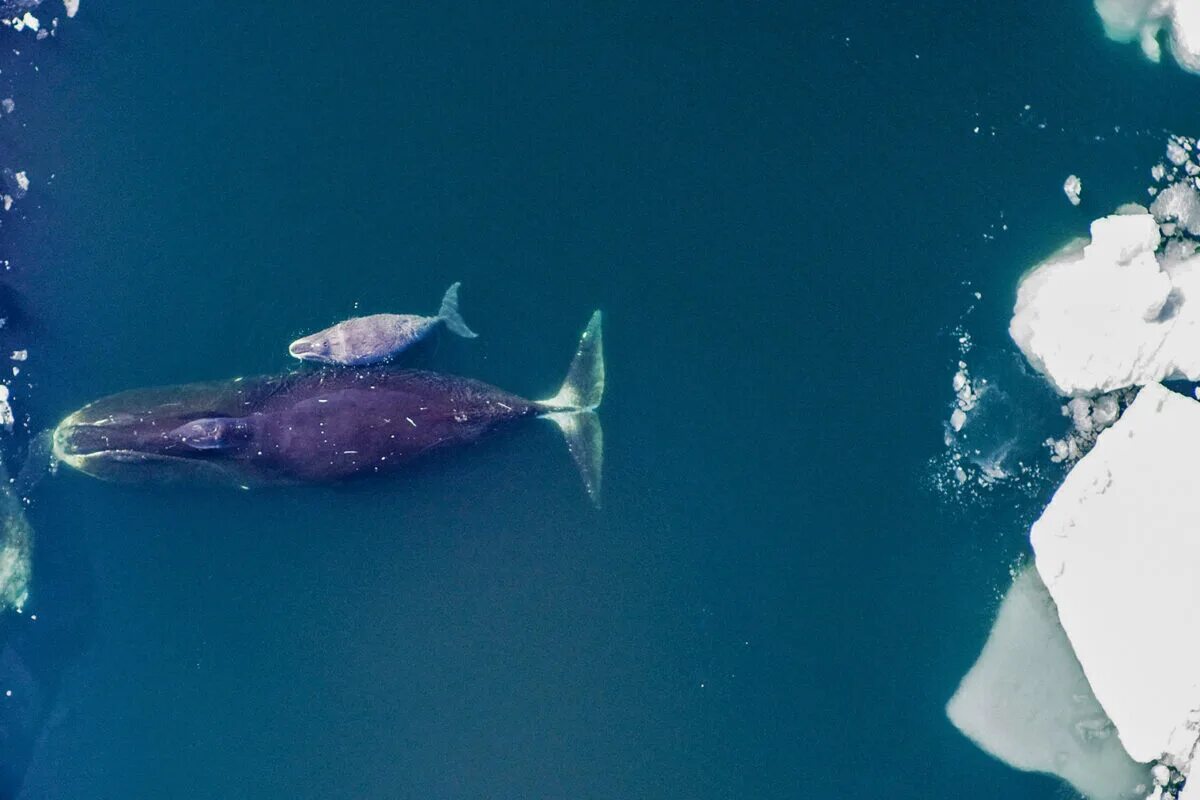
[{"left": 52, "top": 312, "right": 604, "bottom": 503}]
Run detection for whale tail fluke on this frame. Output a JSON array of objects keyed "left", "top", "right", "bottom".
[
  {"left": 438, "top": 281, "right": 478, "bottom": 339},
  {"left": 539, "top": 310, "right": 604, "bottom": 507}
]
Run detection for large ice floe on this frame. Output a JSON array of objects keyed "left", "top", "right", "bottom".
[
  {"left": 1095, "top": 0, "right": 1200, "bottom": 74},
  {"left": 947, "top": 564, "right": 1150, "bottom": 799},
  {"left": 1029, "top": 383, "right": 1200, "bottom": 790},
  {"left": 1010, "top": 204, "right": 1200, "bottom": 396}
]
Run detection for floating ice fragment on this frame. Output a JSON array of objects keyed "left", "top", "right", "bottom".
[
  {"left": 1031, "top": 384, "right": 1200, "bottom": 770},
  {"left": 1169, "top": 138, "right": 1190, "bottom": 166},
  {"left": 3, "top": 169, "right": 28, "bottom": 200},
  {"left": 12, "top": 12, "right": 37, "bottom": 31},
  {"left": 63, "top": 0, "right": 78, "bottom": 18},
  {"left": 1065, "top": 174, "right": 1083, "bottom": 206},
  {"left": 947, "top": 563, "right": 1150, "bottom": 800}
]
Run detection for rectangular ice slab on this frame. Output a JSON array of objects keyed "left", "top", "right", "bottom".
[{"left": 1032, "top": 382, "right": 1200, "bottom": 767}]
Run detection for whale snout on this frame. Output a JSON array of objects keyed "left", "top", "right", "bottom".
[{"left": 288, "top": 337, "right": 331, "bottom": 362}]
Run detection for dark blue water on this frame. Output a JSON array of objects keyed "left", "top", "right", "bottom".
[{"left": 2, "top": 2, "right": 1199, "bottom": 798}]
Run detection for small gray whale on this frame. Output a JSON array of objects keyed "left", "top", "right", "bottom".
[{"left": 288, "top": 282, "right": 478, "bottom": 366}]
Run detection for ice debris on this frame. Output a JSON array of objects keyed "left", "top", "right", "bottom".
[
  {"left": 1046, "top": 390, "right": 1132, "bottom": 463},
  {"left": 63, "top": 0, "right": 77, "bottom": 18},
  {"left": 1031, "top": 383, "right": 1200, "bottom": 773},
  {"left": 1151, "top": 183, "right": 1200, "bottom": 235},
  {"left": 1065, "top": 174, "right": 1083, "bottom": 206},
  {"left": 0, "top": 386, "right": 14, "bottom": 432},
  {"left": 949, "top": 362, "right": 981, "bottom": 432},
  {"left": 1095, "top": 0, "right": 1200, "bottom": 75},
  {"left": 947, "top": 563, "right": 1150, "bottom": 800}
]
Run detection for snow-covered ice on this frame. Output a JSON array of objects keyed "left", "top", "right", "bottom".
[
  {"left": 1095, "top": 0, "right": 1200, "bottom": 75},
  {"left": 1031, "top": 383, "right": 1200, "bottom": 769},
  {"left": 1009, "top": 210, "right": 1200, "bottom": 395},
  {"left": 947, "top": 564, "right": 1150, "bottom": 800}
]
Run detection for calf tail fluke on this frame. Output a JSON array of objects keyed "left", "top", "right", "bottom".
[
  {"left": 539, "top": 311, "right": 604, "bottom": 507},
  {"left": 438, "top": 281, "right": 478, "bottom": 339}
]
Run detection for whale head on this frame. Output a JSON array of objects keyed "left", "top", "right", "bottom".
[{"left": 288, "top": 331, "right": 335, "bottom": 363}]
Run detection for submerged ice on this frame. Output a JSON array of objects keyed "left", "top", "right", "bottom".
[{"left": 948, "top": 564, "right": 1150, "bottom": 799}]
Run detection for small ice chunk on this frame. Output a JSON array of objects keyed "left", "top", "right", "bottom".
[
  {"left": 946, "top": 564, "right": 1150, "bottom": 800},
  {"left": 949, "top": 408, "right": 967, "bottom": 431},
  {"left": 1064, "top": 174, "right": 1083, "bottom": 206},
  {"left": 64, "top": 0, "right": 79, "bottom": 18},
  {"left": 1153, "top": 163, "right": 1168, "bottom": 182},
  {"left": 3, "top": 170, "right": 28, "bottom": 200},
  {"left": 1169, "top": 138, "right": 1190, "bottom": 166},
  {"left": 0, "top": 386, "right": 13, "bottom": 431},
  {"left": 10, "top": 351, "right": 27, "bottom": 362},
  {"left": 1032, "top": 384, "right": 1200, "bottom": 768},
  {"left": 1, "top": 99, "right": 13, "bottom": 116},
  {"left": 16, "top": 12, "right": 37, "bottom": 31}
]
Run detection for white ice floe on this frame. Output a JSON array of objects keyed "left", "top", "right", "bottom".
[
  {"left": 1096, "top": 0, "right": 1200, "bottom": 75},
  {"left": 1008, "top": 209, "right": 1200, "bottom": 395},
  {"left": 1031, "top": 383, "right": 1200, "bottom": 770},
  {"left": 64, "top": 0, "right": 79, "bottom": 18},
  {"left": 1065, "top": 174, "right": 1083, "bottom": 206},
  {"left": 947, "top": 564, "right": 1150, "bottom": 800}
]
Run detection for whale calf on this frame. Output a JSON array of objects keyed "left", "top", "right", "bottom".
[
  {"left": 54, "top": 312, "right": 604, "bottom": 504},
  {"left": 288, "top": 282, "right": 478, "bottom": 366}
]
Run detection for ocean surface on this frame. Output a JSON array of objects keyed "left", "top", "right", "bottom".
[{"left": 2, "top": 1, "right": 1199, "bottom": 798}]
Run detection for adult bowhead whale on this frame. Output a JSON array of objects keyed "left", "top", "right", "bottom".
[{"left": 51, "top": 312, "right": 605, "bottom": 505}]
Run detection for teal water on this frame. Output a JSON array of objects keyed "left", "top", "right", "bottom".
[{"left": 3, "top": 1, "right": 1200, "bottom": 798}]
